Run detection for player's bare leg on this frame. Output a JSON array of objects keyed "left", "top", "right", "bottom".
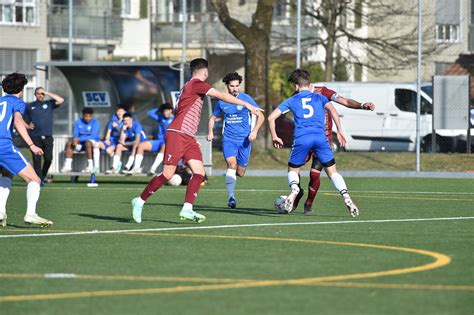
[
  {"left": 82, "top": 141, "right": 94, "bottom": 173},
  {"left": 18, "top": 165, "right": 53, "bottom": 227},
  {"left": 128, "top": 142, "right": 151, "bottom": 175},
  {"left": 148, "top": 145, "right": 165, "bottom": 176},
  {"left": 108, "top": 144, "right": 124, "bottom": 174},
  {"left": 131, "top": 163, "right": 176, "bottom": 223},
  {"left": 179, "top": 159, "right": 206, "bottom": 223},
  {"left": 325, "top": 165, "right": 359, "bottom": 217}
]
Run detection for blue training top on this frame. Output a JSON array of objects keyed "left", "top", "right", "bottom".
[
  {"left": 147, "top": 108, "right": 174, "bottom": 140},
  {"left": 73, "top": 118, "right": 100, "bottom": 142},
  {"left": 277, "top": 90, "right": 329, "bottom": 138},
  {"left": 123, "top": 121, "right": 147, "bottom": 142},
  {"left": 213, "top": 92, "right": 259, "bottom": 142},
  {"left": 0, "top": 95, "right": 26, "bottom": 142}
]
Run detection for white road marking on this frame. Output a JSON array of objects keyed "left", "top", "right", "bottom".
[{"left": 1, "top": 216, "right": 473, "bottom": 239}]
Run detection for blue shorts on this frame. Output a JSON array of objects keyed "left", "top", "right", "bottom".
[
  {"left": 102, "top": 138, "right": 118, "bottom": 149},
  {"left": 222, "top": 138, "right": 251, "bottom": 167},
  {"left": 289, "top": 134, "right": 334, "bottom": 167},
  {"left": 74, "top": 140, "right": 96, "bottom": 152},
  {"left": 0, "top": 143, "right": 29, "bottom": 175},
  {"left": 149, "top": 140, "right": 164, "bottom": 152}
]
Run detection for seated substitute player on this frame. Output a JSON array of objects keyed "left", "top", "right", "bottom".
[
  {"left": 207, "top": 72, "right": 264, "bottom": 209},
  {"left": 107, "top": 113, "right": 147, "bottom": 174},
  {"left": 268, "top": 69, "right": 359, "bottom": 217},
  {"left": 294, "top": 85, "right": 375, "bottom": 214},
  {"left": 93, "top": 104, "right": 126, "bottom": 173},
  {"left": 61, "top": 107, "right": 100, "bottom": 173},
  {"left": 0, "top": 72, "right": 53, "bottom": 227},
  {"left": 126, "top": 102, "right": 174, "bottom": 175},
  {"left": 130, "top": 58, "right": 262, "bottom": 224}
]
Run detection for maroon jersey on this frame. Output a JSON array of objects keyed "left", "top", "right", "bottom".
[
  {"left": 167, "top": 78, "right": 213, "bottom": 137},
  {"left": 313, "top": 86, "right": 337, "bottom": 144}
]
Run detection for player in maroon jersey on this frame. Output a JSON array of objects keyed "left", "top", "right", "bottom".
[
  {"left": 130, "top": 58, "right": 262, "bottom": 224},
  {"left": 292, "top": 84, "right": 376, "bottom": 214}
]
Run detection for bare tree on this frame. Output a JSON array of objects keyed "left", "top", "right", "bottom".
[
  {"left": 210, "top": 0, "right": 278, "bottom": 148},
  {"left": 296, "top": 0, "right": 436, "bottom": 80}
]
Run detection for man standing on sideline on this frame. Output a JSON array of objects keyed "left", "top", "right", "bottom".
[
  {"left": 0, "top": 73, "right": 53, "bottom": 227},
  {"left": 24, "top": 87, "right": 64, "bottom": 184},
  {"left": 207, "top": 72, "right": 264, "bottom": 209},
  {"left": 130, "top": 58, "right": 262, "bottom": 224}
]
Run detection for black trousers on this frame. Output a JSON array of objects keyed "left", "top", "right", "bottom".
[{"left": 31, "top": 136, "right": 54, "bottom": 181}]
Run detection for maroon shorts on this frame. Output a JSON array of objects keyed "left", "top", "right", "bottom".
[{"left": 163, "top": 131, "right": 202, "bottom": 166}]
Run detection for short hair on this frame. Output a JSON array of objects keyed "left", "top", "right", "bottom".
[
  {"left": 116, "top": 104, "right": 126, "bottom": 111},
  {"left": 1, "top": 73, "right": 28, "bottom": 94},
  {"left": 123, "top": 113, "right": 133, "bottom": 119},
  {"left": 190, "top": 58, "right": 208, "bottom": 73},
  {"left": 82, "top": 107, "right": 94, "bottom": 115},
  {"left": 222, "top": 72, "right": 243, "bottom": 84},
  {"left": 34, "top": 87, "right": 44, "bottom": 94},
  {"left": 288, "top": 69, "right": 311, "bottom": 87},
  {"left": 160, "top": 102, "right": 173, "bottom": 112}
]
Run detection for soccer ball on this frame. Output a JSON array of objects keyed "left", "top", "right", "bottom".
[
  {"left": 168, "top": 174, "right": 182, "bottom": 186},
  {"left": 274, "top": 195, "right": 288, "bottom": 214}
]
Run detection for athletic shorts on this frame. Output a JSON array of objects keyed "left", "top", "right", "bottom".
[
  {"left": 163, "top": 131, "right": 202, "bottom": 166},
  {"left": 74, "top": 140, "right": 96, "bottom": 152},
  {"left": 222, "top": 138, "right": 251, "bottom": 167},
  {"left": 289, "top": 133, "right": 333, "bottom": 168},
  {"left": 0, "top": 143, "right": 29, "bottom": 175},
  {"left": 149, "top": 139, "right": 164, "bottom": 153},
  {"left": 102, "top": 138, "right": 118, "bottom": 149},
  {"left": 306, "top": 134, "right": 333, "bottom": 164}
]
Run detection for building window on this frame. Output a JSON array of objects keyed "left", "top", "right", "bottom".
[
  {"left": 436, "top": 24, "right": 460, "bottom": 43},
  {"left": 0, "top": 0, "right": 38, "bottom": 26},
  {"left": 354, "top": 0, "right": 363, "bottom": 29},
  {"left": 353, "top": 63, "right": 362, "bottom": 81},
  {"left": 122, "top": 0, "right": 131, "bottom": 17}
]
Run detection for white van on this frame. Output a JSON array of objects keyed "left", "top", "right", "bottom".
[{"left": 315, "top": 82, "right": 467, "bottom": 152}]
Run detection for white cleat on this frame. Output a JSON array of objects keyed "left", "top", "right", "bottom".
[
  {"left": 60, "top": 166, "right": 72, "bottom": 173},
  {"left": 81, "top": 167, "right": 93, "bottom": 173},
  {"left": 126, "top": 167, "right": 142, "bottom": 176},
  {"left": 0, "top": 213, "right": 7, "bottom": 227},
  {"left": 345, "top": 199, "right": 359, "bottom": 217},
  {"left": 284, "top": 187, "right": 300, "bottom": 213},
  {"left": 24, "top": 214, "right": 53, "bottom": 227}
]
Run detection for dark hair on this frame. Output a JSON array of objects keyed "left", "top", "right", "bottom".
[
  {"left": 123, "top": 113, "right": 133, "bottom": 119},
  {"left": 190, "top": 58, "right": 208, "bottom": 73},
  {"left": 34, "top": 87, "right": 44, "bottom": 94},
  {"left": 288, "top": 69, "right": 311, "bottom": 86},
  {"left": 222, "top": 72, "right": 243, "bottom": 84},
  {"left": 160, "top": 102, "right": 173, "bottom": 112},
  {"left": 1, "top": 73, "right": 28, "bottom": 94},
  {"left": 116, "top": 104, "right": 126, "bottom": 111},
  {"left": 82, "top": 107, "right": 94, "bottom": 115}
]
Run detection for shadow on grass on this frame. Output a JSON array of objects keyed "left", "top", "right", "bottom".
[{"left": 72, "top": 213, "right": 179, "bottom": 225}]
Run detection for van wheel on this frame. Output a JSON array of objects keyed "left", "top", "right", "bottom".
[
  {"left": 422, "top": 136, "right": 440, "bottom": 153},
  {"left": 332, "top": 133, "right": 345, "bottom": 152}
]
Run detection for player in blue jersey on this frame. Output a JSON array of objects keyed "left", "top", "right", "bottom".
[
  {"left": 268, "top": 69, "right": 359, "bottom": 217},
  {"left": 61, "top": 107, "right": 100, "bottom": 173},
  {"left": 127, "top": 102, "right": 175, "bottom": 175},
  {"left": 107, "top": 113, "right": 147, "bottom": 174},
  {"left": 93, "top": 104, "right": 126, "bottom": 173},
  {"left": 207, "top": 72, "right": 265, "bottom": 208},
  {"left": 0, "top": 73, "right": 53, "bottom": 227}
]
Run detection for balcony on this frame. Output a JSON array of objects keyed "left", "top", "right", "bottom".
[{"left": 48, "top": 5, "right": 122, "bottom": 40}]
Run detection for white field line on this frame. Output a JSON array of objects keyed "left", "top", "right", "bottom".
[
  {"left": 1, "top": 216, "right": 473, "bottom": 239},
  {"left": 15, "top": 186, "right": 474, "bottom": 195}
]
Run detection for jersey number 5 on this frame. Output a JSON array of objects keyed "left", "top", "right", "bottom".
[
  {"left": 302, "top": 98, "right": 314, "bottom": 118},
  {"left": 0, "top": 101, "right": 7, "bottom": 122}
]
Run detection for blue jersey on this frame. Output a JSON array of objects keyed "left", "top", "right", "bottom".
[
  {"left": 277, "top": 90, "right": 329, "bottom": 138},
  {"left": 147, "top": 108, "right": 174, "bottom": 140},
  {"left": 0, "top": 95, "right": 26, "bottom": 142},
  {"left": 106, "top": 114, "right": 123, "bottom": 141},
  {"left": 73, "top": 118, "right": 100, "bottom": 142},
  {"left": 123, "top": 121, "right": 147, "bottom": 142},
  {"left": 213, "top": 92, "right": 259, "bottom": 142}
]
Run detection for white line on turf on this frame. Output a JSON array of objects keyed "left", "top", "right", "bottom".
[
  {"left": 19, "top": 186, "right": 474, "bottom": 195},
  {"left": 1, "top": 216, "right": 473, "bottom": 239}
]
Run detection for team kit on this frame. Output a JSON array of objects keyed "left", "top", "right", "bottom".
[{"left": 0, "top": 58, "right": 375, "bottom": 227}]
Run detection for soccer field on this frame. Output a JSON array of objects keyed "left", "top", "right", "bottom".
[{"left": 1, "top": 175, "right": 473, "bottom": 314}]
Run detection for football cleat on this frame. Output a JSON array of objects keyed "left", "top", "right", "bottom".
[
  {"left": 292, "top": 188, "right": 304, "bottom": 212},
  {"left": 303, "top": 203, "right": 313, "bottom": 215},
  {"left": 131, "top": 197, "right": 143, "bottom": 223},
  {"left": 81, "top": 167, "right": 93, "bottom": 173},
  {"left": 284, "top": 186, "right": 300, "bottom": 213},
  {"left": 119, "top": 168, "right": 130, "bottom": 175},
  {"left": 126, "top": 167, "right": 143, "bottom": 176},
  {"left": 179, "top": 209, "right": 206, "bottom": 223},
  {"left": 60, "top": 166, "right": 72, "bottom": 173},
  {"left": 228, "top": 197, "right": 236, "bottom": 209},
  {"left": 345, "top": 199, "right": 359, "bottom": 217},
  {"left": 147, "top": 170, "right": 156, "bottom": 176},
  {"left": 24, "top": 214, "right": 53, "bottom": 227},
  {"left": 105, "top": 168, "right": 120, "bottom": 174},
  {"left": 0, "top": 213, "right": 7, "bottom": 227}
]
